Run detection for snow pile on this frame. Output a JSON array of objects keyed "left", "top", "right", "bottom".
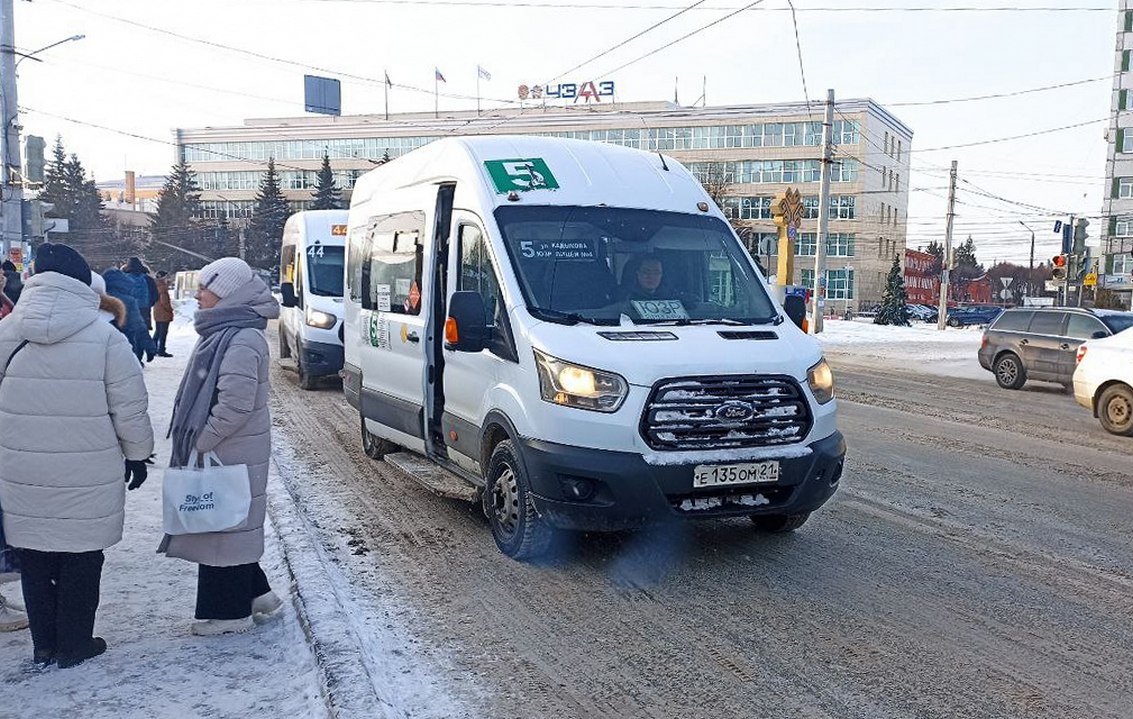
[
  {"left": 816, "top": 318, "right": 986, "bottom": 380},
  {"left": 0, "top": 314, "right": 329, "bottom": 718}
]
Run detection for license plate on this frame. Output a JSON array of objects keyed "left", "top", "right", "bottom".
[{"left": 693, "top": 461, "right": 780, "bottom": 488}]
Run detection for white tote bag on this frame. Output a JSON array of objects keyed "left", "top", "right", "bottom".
[{"left": 162, "top": 451, "right": 252, "bottom": 535}]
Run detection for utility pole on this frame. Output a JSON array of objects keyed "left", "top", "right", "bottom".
[
  {"left": 937, "top": 160, "right": 958, "bottom": 331},
  {"left": 0, "top": 0, "right": 22, "bottom": 259},
  {"left": 810, "top": 88, "right": 834, "bottom": 334}
]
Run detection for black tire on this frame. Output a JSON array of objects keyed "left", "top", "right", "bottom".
[
  {"left": 993, "top": 353, "right": 1026, "bottom": 390},
  {"left": 750, "top": 512, "right": 811, "bottom": 533},
  {"left": 1097, "top": 384, "right": 1133, "bottom": 437},
  {"left": 297, "top": 353, "right": 317, "bottom": 391},
  {"left": 947, "top": 317, "right": 961, "bottom": 328},
  {"left": 361, "top": 417, "right": 398, "bottom": 459},
  {"left": 278, "top": 330, "right": 291, "bottom": 359},
  {"left": 485, "top": 440, "right": 554, "bottom": 560}
]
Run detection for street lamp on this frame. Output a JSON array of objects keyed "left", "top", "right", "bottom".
[
  {"left": 12, "top": 33, "right": 85, "bottom": 67},
  {"left": 1018, "top": 220, "right": 1035, "bottom": 297}
]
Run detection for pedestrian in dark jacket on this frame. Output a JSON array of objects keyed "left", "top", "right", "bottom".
[
  {"left": 1, "top": 260, "right": 22, "bottom": 305},
  {"left": 152, "top": 271, "right": 175, "bottom": 357},
  {"left": 102, "top": 269, "right": 153, "bottom": 363},
  {"left": 124, "top": 257, "right": 158, "bottom": 330},
  {"left": 162, "top": 258, "right": 282, "bottom": 636},
  {"left": 0, "top": 243, "right": 154, "bottom": 668}
]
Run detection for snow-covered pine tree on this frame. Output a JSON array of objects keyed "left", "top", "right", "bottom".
[
  {"left": 310, "top": 152, "right": 343, "bottom": 210},
  {"left": 246, "top": 158, "right": 291, "bottom": 273},
  {"left": 875, "top": 254, "right": 911, "bottom": 326}
]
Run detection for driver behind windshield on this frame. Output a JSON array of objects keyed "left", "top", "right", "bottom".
[{"left": 617, "top": 256, "right": 665, "bottom": 301}]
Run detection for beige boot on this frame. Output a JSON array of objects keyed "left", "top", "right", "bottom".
[{"left": 0, "top": 592, "right": 28, "bottom": 632}]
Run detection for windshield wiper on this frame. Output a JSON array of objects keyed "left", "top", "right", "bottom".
[{"left": 528, "top": 307, "right": 617, "bottom": 326}]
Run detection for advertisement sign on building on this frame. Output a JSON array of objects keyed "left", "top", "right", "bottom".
[
  {"left": 517, "top": 81, "right": 615, "bottom": 103},
  {"left": 904, "top": 249, "right": 939, "bottom": 305}
]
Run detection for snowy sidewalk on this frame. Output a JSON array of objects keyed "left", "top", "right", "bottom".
[
  {"left": 817, "top": 318, "right": 988, "bottom": 381},
  {"left": 0, "top": 310, "right": 328, "bottom": 719}
]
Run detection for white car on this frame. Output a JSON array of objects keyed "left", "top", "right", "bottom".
[{"left": 1073, "top": 328, "right": 1133, "bottom": 436}]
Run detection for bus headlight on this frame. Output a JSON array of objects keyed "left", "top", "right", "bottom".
[
  {"left": 535, "top": 350, "right": 627, "bottom": 413},
  {"left": 807, "top": 358, "right": 835, "bottom": 404},
  {"left": 305, "top": 307, "right": 337, "bottom": 329}
]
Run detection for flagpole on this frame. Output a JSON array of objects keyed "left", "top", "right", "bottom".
[
  {"left": 477, "top": 71, "right": 481, "bottom": 117},
  {"left": 384, "top": 70, "right": 389, "bottom": 121},
  {"left": 434, "top": 73, "right": 439, "bottom": 119}
]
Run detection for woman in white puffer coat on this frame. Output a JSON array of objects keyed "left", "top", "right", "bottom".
[{"left": 0, "top": 243, "right": 154, "bottom": 669}]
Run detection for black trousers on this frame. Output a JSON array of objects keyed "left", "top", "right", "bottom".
[
  {"left": 153, "top": 322, "right": 170, "bottom": 353},
  {"left": 195, "top": 562, "right": 270, "bottom": 620},
  {"left": 18, "top": 549, "right": 104, "bottom": 657}
]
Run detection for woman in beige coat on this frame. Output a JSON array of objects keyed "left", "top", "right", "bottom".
[
  {"left": 0, "top": 243, "right": 154, "bottom": 667},
  {"left": 162, "top": 258, "right": 282, "bottom": 636}
]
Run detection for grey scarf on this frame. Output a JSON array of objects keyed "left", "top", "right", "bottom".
[{"left": 168, "top": 278, "right": 278, "bottom": 466}]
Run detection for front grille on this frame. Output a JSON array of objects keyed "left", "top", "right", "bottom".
[{"left": 641, "top": 375, "right": 812, "bottom": 451}]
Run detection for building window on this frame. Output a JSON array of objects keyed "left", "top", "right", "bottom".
[
  {"left": 1118, "top": 177, "right": 1133, "bottom": 198},
  {"left": 1115, "top": 216, "right": 1133, "bottom": 236},
  {"left": 884, "top": 132, "right": 891, "bottom": 156},
  {"left": 797, "top": 233, "right": 817, "bottom": 256},
  {"left": 832, "top": 120, "right": 860, "bottom": 145},
  {"left": 1122, "top": 90, "right": 1129, "bottom": 111},
  {"left": 1124, "top": 50, "right": 1131, "bottom": 72},
  {"left": 828, "top": 233, "right": 856, "bottom": 257},
  {"left": 896, "top": 139, "right": 902, "bottom": 161},
  {"left": 803, "top": 196, "right": 820, "bottom": 220},
  {"left": 800, "top": 268, "right": 854, "bottom": 299},
  {"left": 1122, "top": 129, "right": 1133, "bottom": 154},
  {"left": 831, "top": 159, "right": 859, "bottom": 183},
  {"left": 1114, "top": 253, "right": 1132, "bottom": 274},
  {"left": 830, "top": 195, "right": 855, "bottom": 219},
  {"left": 895, "top": 172, "right": 900, "bottom": 192},
  {"left": 893, "top": 207, "right": 899, "bottom": 225},
  {"left": 1126, "top": 10, "right": 1133, "bottom": 33}
]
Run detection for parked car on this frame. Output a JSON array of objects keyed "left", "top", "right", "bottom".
[
  {"left": 1073, "top": 329, "right": 1133, "bottom": 436},
  {"left": 947, "top": 305, "right": 1003, "bottom": 327},
  {"left": 905, "top": 304, "right": 933, "bottom": 321},
  {"left": 978, "top": 307, "right": 1133, "bottom": 390}
]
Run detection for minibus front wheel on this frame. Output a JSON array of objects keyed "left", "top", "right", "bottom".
[{"left": 485, "top": 440, "right": 554, "bottom": 560}]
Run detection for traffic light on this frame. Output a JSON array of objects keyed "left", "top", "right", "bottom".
[
  {"left": 1051, "top": 254, "right": 1068, "bottom": 282},
  {"left": 1072, "top": 218, "right": 1089, "bottom": 255}
]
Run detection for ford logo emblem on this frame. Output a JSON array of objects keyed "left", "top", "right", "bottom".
[{"left": 715, "top": 400, "right": 754, "bottom": 422}]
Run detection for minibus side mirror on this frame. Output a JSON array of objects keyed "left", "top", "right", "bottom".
[
  {"left": 280, "top": 282, "right": 298, "bottom": 308},
  {"left": 1092, "top": 330, "right": 1108, "bottom": 339},
  {"left": 446, "top": 291, "right": 488, "bottom": 352},
  {"left": 783, "top": 295, "right": 806, "bottom": 330}
]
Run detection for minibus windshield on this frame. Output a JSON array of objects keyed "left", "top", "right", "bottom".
[
  {"left": 307, "top": 245, "right": 345, "bottom": 297},
  {"left": 494, "top": 206, "right": 778, "bottom": 326}
]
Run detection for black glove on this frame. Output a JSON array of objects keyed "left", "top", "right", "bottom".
[{"left": 124, "top": 457, "right": 153, "bottom": 491}]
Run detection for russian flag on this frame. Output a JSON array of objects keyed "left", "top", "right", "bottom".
[{"left": 435, "top": 68, "right": 446, "bottom": 83}]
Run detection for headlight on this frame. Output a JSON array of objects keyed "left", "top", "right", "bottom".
[
  {"left": 807, "top": 358, "right": 835, "bottom": 404},
  {"left": 534, "top": 350, "right": 627, "bottom": 413},
  {"left": 305, "top": 307, "right": 337, "bottom": 329}
]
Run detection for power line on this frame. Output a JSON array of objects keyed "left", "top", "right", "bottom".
[
  {"left": 785, "top": 0, "right": 810, "bottom": 114},
  {"left": 284, "top": 0, "right": 1111, "bottom": 10},
  {"left": 886, "top": 73, "right": 1115, "bottom": 108},
  {"left": 915, "top": 115, "right": 1115, "bottom": 153},
  {"left": 42, "top": 0, "right": 527, "bottom": 110},
  {"left": 545, "top": 0, "right": 710, "bottom": 86},
  {"left": 595, "top": 0, "right": 768, "bottom": 78}
]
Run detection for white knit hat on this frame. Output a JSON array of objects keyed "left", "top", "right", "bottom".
[
  {"left": 198, "top": 257, "right": 254, "bottom": 298},
  {"left": 90, "top": 271, "right": 106, "bottom": 295}
]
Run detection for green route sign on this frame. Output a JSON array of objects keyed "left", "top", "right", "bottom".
[{"left": 484, "top": 158, "right": 559, "bottom": 194}]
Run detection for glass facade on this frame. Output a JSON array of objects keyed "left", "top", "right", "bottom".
[
  {"left": 688, "top": 159, "right": 858, "bottom": 186},
  {"left": 796, "top": 233, "right": 856, "bottom": 257},
  {"left": 182, "top": 120, "right": 861, "bottom": 164},
  {"left": 800, "top": 268, "right": 855, "bottom": 299}
]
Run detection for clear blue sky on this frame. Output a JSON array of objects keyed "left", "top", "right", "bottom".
[{"left": 15, "top": 0, "right": 1119, "bottom": 265}]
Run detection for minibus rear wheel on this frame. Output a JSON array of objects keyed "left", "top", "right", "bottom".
[{"left": 485, "top": 440, "right": 553, "bottom": 560}]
